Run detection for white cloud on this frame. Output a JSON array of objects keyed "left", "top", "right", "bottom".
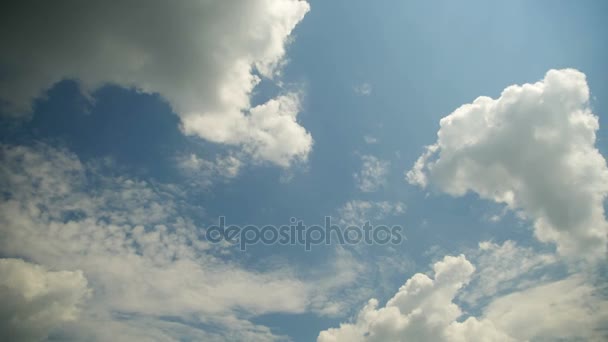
[
  {"left": 243, "top": 93, "right": 313, "bottom": 166},
  {"left": 355, "top": 155, "right": 390, "bottom": 192},
  {"left": 483, "top": 274, "right": 608, "bottom": 342},
  {"left": 177, "top": 152, "right": 242, "bottom": 187},
  {"left": 0, "top": 145, "right": 307, "bottom": 317},
  {"left": 318, "top": 255, "right": 515, "bottom": 342},
  {"left": 406, "top": 69, "right": 608, "bottom": 259},
  {"left": 318, "top": 251, "right": 608, "bottom": 342},
  {"left": 354, "top": 83, "right": 372, "bottom": 96},
  {"left": 60, "top": 314, "right": 287, "bottom": 342},
  {"left": 337, "top": 200, "right": 405, "bottom": 227},
  {"left": 307, "top": 247, "right": 375, "bottom": 317},
  {"left": 0, "top": 0, "right": 312, "bottom": 167},
  {"left": 0, "top": 143, "right": 366, "bottom": 340},
  {"left": 0, "top": 258, "right": 90, "bottom": 341},
  {"left": 460, "top": 240, "right": 557, "bottom": 305},
  {"left": 363, "top": 135, "right": 378, "bottom": 144}
]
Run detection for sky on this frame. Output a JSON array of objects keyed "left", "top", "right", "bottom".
[{"left": 0, "top": 1, "right": 607, "bottom": 341}]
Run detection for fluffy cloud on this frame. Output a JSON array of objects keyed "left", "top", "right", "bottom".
[
  {"left": 0, "top": 0, "right": 312, "bottom": 167},
  {"left": 318, "top": 251, "right": 608, "bottom": 342},
  {"left": 407, "top": 69, "right": 608, "bottom": 259},
  {"left": 318, "top": 255, "right": 515, "bottom": 342},
  {"left": 0, "top": 143, "right": 366, "bottom": 340},
  {"left": 355, "top": 155, "right": 390, "bottom": 192},
  {"left": 0, "top": 258, "right": 90, "bottom": 341}
]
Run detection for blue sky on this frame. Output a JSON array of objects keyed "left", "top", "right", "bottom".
[{"left": 0, "top": 1, "right": 607, "bottom": 341}]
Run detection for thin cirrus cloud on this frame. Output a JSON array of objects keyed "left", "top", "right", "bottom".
[
  {"left": 337, "top": 200, "right": 405, "bottom": 227},
  {"left": 407, "top": 69, "right": 608, "bottom": 260},
  {"left": 0, "top": 0, "right": 312, "bottom": 167}
]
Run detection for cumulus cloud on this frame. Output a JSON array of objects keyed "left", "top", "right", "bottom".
[
  {"left": 406, "top": 69, "right": 608, "bottom": 259},
  {"left": 355, "top": 155, "right": 390, "bottom": 192},
  {"left": 318, "top": 251, "right": 608, "bottom": 342},
  {"left": 0, "top": 0, "right": 312, "bottom": 167},
  {"left": 0, "top": 258, "right": 90, "bottom": 341},
  {"left": 318, "top": 255, "right": 514, "bottom": 342}
]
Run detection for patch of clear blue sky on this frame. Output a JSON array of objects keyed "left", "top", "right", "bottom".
[{"left": 1, "top": 1, "right": 606, "bottom": 341}]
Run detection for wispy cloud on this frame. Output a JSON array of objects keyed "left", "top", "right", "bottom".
[
  {"left": 354, "top": 155, "right": 390, "bottom": 192},
  {"left": 353, "top": 83, "right": 372, "bottom": 96},
  {"left": 0, "top": 143, "right": 366, "bottom": 340}
]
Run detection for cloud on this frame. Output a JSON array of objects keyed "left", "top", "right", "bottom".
[
  {"left": 318, "top": 255, "right": 514, "bottom": 342},
  {"left": 363, "top": 135, "right": 378, "bottom": 144},
  {"left": 0, "top": 0, "right": 312, "bottom": 167},
  {"left": 177, "top": 152, "right": 242, "bottom": 188},
  {"left": 459, "top": 240, "right": 557, "bottom": 305},
  {"left": 482, "top": 274, "right": 608, "bottom": 342},
  {"left": 59, "top": 313, "right": 289, "bottom": 342},
  {"left": 337, "top": 200, "right": 405, "bottom": 227},
  {"left": 354, "top": 83, "right": 372, "bottom": 96},
  {"left": 306, "top": 247, "right": 375, "bottom": 317},
  {"left": 0, "top": 258, "right": 90, "bottom": 341},
  {"left": 318, "top": 251, "right": 608, "bottom": 342},
  {"left": 0, "top": 143, "right": 366, "bottom": 340},
  {"left": 406, "top": 69, "right": 608, "bottom": 259},
  {"left": 355, "top": 155, "right": 390, "bottom": 192}
]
